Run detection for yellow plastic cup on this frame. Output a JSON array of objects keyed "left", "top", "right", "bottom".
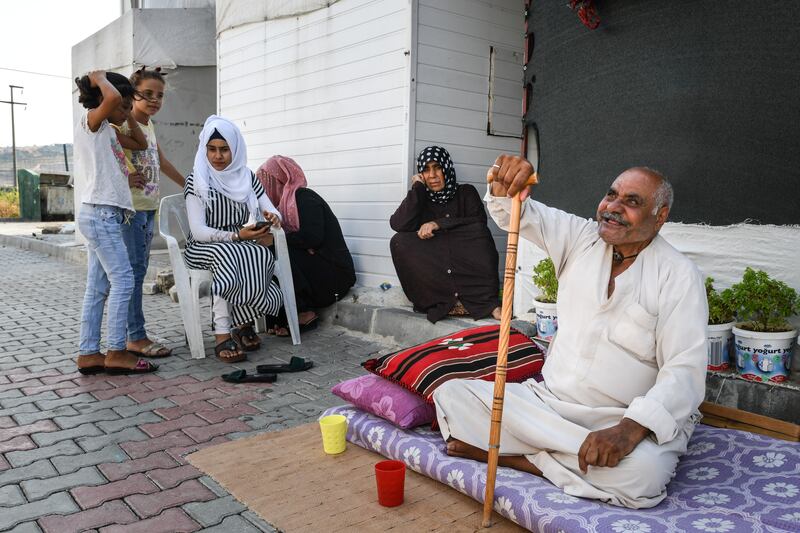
[{"left": 319, "top": 414, "right": 347, "bottom": 454}]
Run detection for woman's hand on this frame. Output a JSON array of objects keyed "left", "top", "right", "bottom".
[
  {"left": 256, "top": 233, "right": 274, "bottom": 247},
  {"left": 417, "top": 221, "right": 439, "bottom": 240},
  {"left": 263, "top": 211, "right": 281, "bottom": 229},
  {"left": 411, "top": 173, "right": 425, "bottom": 186},
  {"left": 128, "top": 171, "right": 146, "bottom": 190},
  {"left": 238, "top": 224, "right": 269, "bottom": 241}
]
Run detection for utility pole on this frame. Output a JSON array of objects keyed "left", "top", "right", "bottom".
[{"left": 0, "top": 85, "right": 27, "bottom": 188}]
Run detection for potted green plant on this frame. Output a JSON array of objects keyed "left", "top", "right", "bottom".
[
  {"left": 705, "top": 277, "right": 736, "bottom": 371},
  {"left": 728, "top": 268, "right": 799, "bottom": 383},
  {"left": 532, "top": 258, "right": 558, "bottom": 341}
]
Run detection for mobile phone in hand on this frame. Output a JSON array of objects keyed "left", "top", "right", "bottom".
[{"left": 254, "top": 220, "right": 271, "bottom": 230}]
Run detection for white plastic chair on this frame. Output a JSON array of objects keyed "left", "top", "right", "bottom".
[{"left": 158, "top": 194, "right": 301, "bottom": 359}]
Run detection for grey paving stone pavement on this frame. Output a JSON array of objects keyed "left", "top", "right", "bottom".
[
  {"left": 0, "top": 491, "right": 78, "bottom": 530},
  {"left": 5, "top": 523, "right": 43, "bottom": 533},
  {"left": 20, "top": 466, "right": 105, "bottom": 501},
  {"left": 0, "top": 245, "right": 397, "bottom": 531},
  {"left": 0, "top": 484, "right": 26, "bottom": 507},
  {"left": 198, "top": 514, "right": 263, "bottom": 532}
]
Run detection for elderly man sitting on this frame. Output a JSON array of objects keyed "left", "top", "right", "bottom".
[{"left": 433, "top": 155, "right": 708, "bottom": 509}]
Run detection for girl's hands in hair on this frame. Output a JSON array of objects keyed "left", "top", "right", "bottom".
[
  {"left": 88, "top": 71, "right": 106, "bottom": 87},
  {"left": 86, "top": 72, "right": 122, "bottom": 132},
  {"left": 263, "top": 211, "right": 281, "bottom": 229}
]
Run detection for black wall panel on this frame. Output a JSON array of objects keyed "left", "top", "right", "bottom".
[{"left": 526, "top": 1, "right": 799, "bottom": 224}]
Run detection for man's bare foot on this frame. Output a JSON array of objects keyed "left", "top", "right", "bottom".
[
  {"left": 491, "top": 306, "right": 502, "bottom": 320},
  {"left": 446, "top": 438, "right": 542, "bottom": 476},
  {"left": 446, "top": 439, "right": 489, "bottom": 461}
]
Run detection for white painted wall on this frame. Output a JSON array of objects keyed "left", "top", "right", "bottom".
[
  {"left": 71, "top": 8, "right": 216, "bottom": 245},
  {"left": 412, "top": 0, "right": 524, "bottom": 262},
  {"left": 217, "top": 0, "right": 411, "bottom": 288},
  {"left": 515, "top": 215, "right": 800, "bottom": 372}
]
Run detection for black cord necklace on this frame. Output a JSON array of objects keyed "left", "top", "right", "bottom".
[{"left": 612, "top": 249, "right": 640, "bottom": 264}]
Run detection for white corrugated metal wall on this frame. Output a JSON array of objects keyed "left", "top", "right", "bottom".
[
  {"left": 218, "top": 0, "right": 412, "bottom": 287},
  {"left": 217, "top": 0, "right": 526, "bottom": 288},
  {"left": 412, "top": 0, "right": 524, "bottom": 262}
]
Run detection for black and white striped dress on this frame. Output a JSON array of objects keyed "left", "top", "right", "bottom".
[{"left": 183, "top": 173, "right": 282, "bottom": 326}]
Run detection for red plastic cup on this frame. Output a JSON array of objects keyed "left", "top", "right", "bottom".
[{"left": 374, "top": 460, "right": 405, "bottom": 507}]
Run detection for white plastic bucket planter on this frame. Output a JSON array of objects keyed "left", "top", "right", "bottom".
[
  {"left": 732, "top": 326, "right": 797, "bottom": 383},
  {"left": 533, "top": 300, "right": 558, "bottom": 341},
  {"left": 706, "top": 322, "right": 734, "bottom": 370}
]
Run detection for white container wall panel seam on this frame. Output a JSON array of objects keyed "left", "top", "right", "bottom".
[{"left": 218, "top": 0, "right": 410, "bottom": 285}]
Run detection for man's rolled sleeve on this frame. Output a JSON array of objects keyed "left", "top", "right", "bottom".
[{"left": 624, "top": 397, "right": 678, "bottom": 445}]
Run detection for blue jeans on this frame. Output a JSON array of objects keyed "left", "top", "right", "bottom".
[
  {"left": 78, "top": 204, "right": 134, "bottom": 355},
  {"left": 121, "top": 210, "right": 156, "bottom": 341}
]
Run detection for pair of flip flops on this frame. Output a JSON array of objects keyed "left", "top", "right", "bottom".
[
  {"left": 221, "top": 357, "right": 314, "bottom": 384},
  {"left": 221, "top": 369, "right": 276, "bottom": 383}
]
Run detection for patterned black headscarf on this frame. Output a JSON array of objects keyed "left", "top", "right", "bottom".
[{"left": 416, "top": 145, "right": 458, "bottom": 205}]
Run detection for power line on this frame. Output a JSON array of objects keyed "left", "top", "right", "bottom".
[{"left": 0, "top": 67, "right": 70, "bottom": 79}]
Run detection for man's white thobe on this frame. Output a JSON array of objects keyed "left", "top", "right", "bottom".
[{"left": 433, "top": 194, "right": 708, "bottom": 509}]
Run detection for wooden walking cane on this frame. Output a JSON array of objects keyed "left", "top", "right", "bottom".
[{"left": 481, "top": 169, "right": 538, "bottom": 528}]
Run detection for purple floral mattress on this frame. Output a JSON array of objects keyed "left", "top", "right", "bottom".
[{"left": 323, "top": 406, "right": 800, "bottom": 533}]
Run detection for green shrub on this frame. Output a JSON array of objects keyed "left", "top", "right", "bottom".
[
  {"left": 728, "top": 268, "right": 799, "bottom": 332},
  {"left": 705, "top": 277, "right": 735, "bottom": 325},
  {"left": 532, "top": 257, "right": 558, "bottom": 304},
  {"left": 0, "top": 188, "right": 20, "bottom": 218}
]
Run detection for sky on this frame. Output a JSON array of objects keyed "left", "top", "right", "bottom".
[{"left": 0, "top": 1, "right": 121, "bottom": 147}]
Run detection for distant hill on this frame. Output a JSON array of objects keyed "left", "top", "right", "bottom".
[{"left": 0, "top": 144, "right": 73, "bottom": 186}]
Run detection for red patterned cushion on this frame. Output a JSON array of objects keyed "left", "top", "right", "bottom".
[{"left": 362, "top": 325, "right": 544, "bottom": 404}]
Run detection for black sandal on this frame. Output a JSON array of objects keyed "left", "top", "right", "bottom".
[
  {"left": 215, "top": 338, "right": 246, "bottom": 363},
  {"left": 233, "top": 324, "right": 261, "bottom": 352},
  {"left": 256, "top": 356, "right": 314, "bottom": 374},
  {"left": 222, "top": 369, "right": 276, "bottom": 383}
]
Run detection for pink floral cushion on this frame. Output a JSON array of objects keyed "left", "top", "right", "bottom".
[{"left": 331, "top": 374, "right": 436, "bottom": 429}]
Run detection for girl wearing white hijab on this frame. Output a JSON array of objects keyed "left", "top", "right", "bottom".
[{"left": 184, "top": 115, "right": 282, "bottom": 362}]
